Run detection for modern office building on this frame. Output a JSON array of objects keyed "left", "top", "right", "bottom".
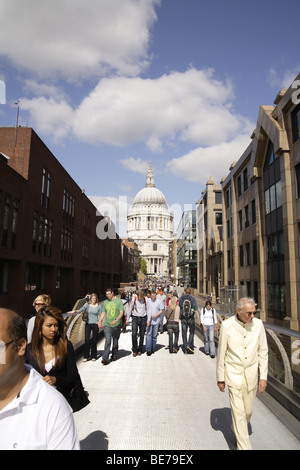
[
  {"left": 0, "top": 126, "right": 123, "bottom": 316},
  {"left": 196, "top": 176, "right": 223, "bottom": 299},
  {"left": 196, "top": 74, "right": 300, "bottom": 331},
  {"left": 176, "top": 209, "right": 197, "bottom": 288}
]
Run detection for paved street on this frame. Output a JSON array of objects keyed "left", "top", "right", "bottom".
[{"left": 74, "top": 324, "right": 300, "bottom": 451}]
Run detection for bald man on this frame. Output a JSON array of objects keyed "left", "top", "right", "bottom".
[
  {"left": 217, "top": 298, "right": 268, "bottom": 450},
  {"left": 0, "top": 308, "right": 80, "bottom": 450}
]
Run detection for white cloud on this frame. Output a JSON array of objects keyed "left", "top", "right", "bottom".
[
  {"left": 71, "top": 68, "right": 251, "bottom": 150},
  {"left": 0, "top": 0, "right": 160, "bottom": 79},
  {"left": 120, "top": 157, "right": 149, "bottom": 175},
  {"left": 20, "top": 68, "right": 254, "bottom": 156},
  {"left": 167, "top": 133, "right": 253, "bottom": 184},
  {"left": 20, "top": 96, "right": 73, "bottom": 142}
]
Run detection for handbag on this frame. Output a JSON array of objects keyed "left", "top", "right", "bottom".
[{"left": 67, "top": 374, "right": 90, "bottom": 412}]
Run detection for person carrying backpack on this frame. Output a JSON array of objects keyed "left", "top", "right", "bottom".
[
  {"left": 200, "top": 300, "right": 218, "bottom": 358},
  {"left": 179, "top": 287, "right": 198, "bottom": 354},
  {"left": 127, "top": 290, "right": 148, "bottom": 356}
]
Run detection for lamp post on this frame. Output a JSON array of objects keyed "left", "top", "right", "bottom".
[{"left": 14, "top": 100, "right": 20, "bottom": 155}]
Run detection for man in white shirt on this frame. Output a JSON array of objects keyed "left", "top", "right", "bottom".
[
  {"left": 146, "top": 290, "right": 164, "bottom": 355},
  {"left": 216, "top": 297, "right": 268, "bottom": 450},
  {"left": 0, "top": 308, "right": 80, "bottom": 450}
]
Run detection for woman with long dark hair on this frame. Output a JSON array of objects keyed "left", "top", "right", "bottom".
[{"left": 26, "top": 306, "right": 78, "bottom": 401}]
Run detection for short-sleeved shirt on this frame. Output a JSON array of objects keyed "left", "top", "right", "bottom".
[
  {"left": 102, "top": 297, "right": 124, "bottom": 327},
  {"left": 0, "top": 366, "right": 80, "bottom": 450}
]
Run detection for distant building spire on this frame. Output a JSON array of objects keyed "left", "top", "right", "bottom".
[{"left": 145, "top": 162, "right": 155, "bottom": 188}]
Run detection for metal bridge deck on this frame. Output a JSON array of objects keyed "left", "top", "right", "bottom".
[{"left": 74, "top": 324, "right": 300, "bottom": 451}]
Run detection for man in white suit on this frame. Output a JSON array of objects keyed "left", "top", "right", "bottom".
[{"left": 217, "top": 297, "right": 268, "bottom": 450}]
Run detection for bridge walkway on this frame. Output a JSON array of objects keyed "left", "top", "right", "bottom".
[{"left": 73, "top": 323, "right": 300, "bottom": 451}]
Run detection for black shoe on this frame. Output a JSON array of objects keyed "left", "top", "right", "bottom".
[
  {"left": 187, "top": 347, "right": 194, "bottom": 354},
  {"left": 101, "top": 359, "right": 108, "bottom": 365},
  {"left": 147, "top": 351, "right": 151, "bottom": 356}
]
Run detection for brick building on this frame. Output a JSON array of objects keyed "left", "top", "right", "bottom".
[{"left": 0, "top": 126, "right": 123, "bottom": 317}]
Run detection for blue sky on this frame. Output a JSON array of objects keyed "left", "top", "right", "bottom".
[{"left": 0, "top": 0, "right": 299, "bottom": 236}]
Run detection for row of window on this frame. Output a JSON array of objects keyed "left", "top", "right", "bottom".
[
  {"left": 265, "top": 180, "right": 282, "bottom": 215},
  {"left": 238, "top": 199, "right": 256, "bottom": 231},
  {"left": 237, "top": 166, "right": 249, "bottom": 197},
  {"left": 239, "top": 240, "right": 258, "bottom": 267},
  {"left": 32, "top": 211, "right": 53, "bottom": 257},
  {"left": 0, "top": 191, "right": 19, "bottom": 249}
]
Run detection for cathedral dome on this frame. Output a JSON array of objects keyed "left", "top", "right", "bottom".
[
  {"left": 131, "top": 163, "right": 167, "bottom": 207},
  {"left": 133, "top": 186, "right": 167, "bottom": 206}
]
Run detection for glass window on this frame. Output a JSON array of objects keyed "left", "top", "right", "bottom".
[
  {"left": 264, "top": 140, "right": 276, "bottom": 168},
  {"left": 265, "top": 189, "right": 270, "bottom": 215},
  {"left": 243, "top": 167, "right": 248, "bottom": 191},
  {"left": 239, "top": 245, "right": 244, "bottom": 267},
  {"left": 245, "top": 205, "right": 249, "bottom": 228},
  {"left": 239, "top": 210, "right": 243, "bottom": 231},
  {"left": 292, "top": 104, "right": 300, "bottom": 143},
  {"left": 275, "top": 180, "right": 282, "bottom": 208},
  {"left": 251, "top": 199, "right": 256, "bottom": 224},
  {"left": 215, "top": 191, "right": 222, "bottom": 204},
  {"left": 215, "top": 212, "right": 222, "bottom": 225},
  {"left": 270, "top": 184, "right": 276, "bottom": 212},
  {"left": 237, "top": 176, "right": 242, "bottom": 197}
]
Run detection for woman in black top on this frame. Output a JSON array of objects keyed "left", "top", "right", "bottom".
[{"left": 26, "top": 305, "right": 78, "bottom": 402}]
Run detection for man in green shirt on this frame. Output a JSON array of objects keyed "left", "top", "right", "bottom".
[{"left": 99, "top": 288, "right": 124, "bottom": 365}]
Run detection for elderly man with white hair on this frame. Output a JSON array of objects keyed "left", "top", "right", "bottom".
[{"left": 216, "top": 297, "right": 268, "bottom": 450}]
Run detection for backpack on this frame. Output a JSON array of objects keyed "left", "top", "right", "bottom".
[{"left": 182, "top": 298, "right": 192, "bottom": 317}]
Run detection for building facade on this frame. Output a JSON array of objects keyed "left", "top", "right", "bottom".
[
  {"left": 176, "top": 209, "right": 197, "bottom": 288},
  {"left": 196, "top": 74, "right": 300, "bottom": 331},
  {"left": 127, "top": 164, "right": 173, "bottom": 276},
  {"left": 196, "top": 176, "right": 223, "bottom": 299},
  {"left": 0, "top": 126, "right": 123, "bottom": 317}
]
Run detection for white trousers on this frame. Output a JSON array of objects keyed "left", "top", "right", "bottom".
[{"left": 228, "top": 377, "right": 257, "bottom": 450}]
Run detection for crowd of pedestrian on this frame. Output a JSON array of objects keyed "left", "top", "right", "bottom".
[{"left": 0, "top": 284, "right": 268, "bottom": 451}]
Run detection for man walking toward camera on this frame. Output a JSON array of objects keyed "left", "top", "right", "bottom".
[
  {"left": 217, "top": 297, "right": 268, "bottom": 450},
  {"left": 99, "top": 288, "right": 124, "bottom": 365}
]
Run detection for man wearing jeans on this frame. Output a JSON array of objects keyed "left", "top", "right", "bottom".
[
  {"left": 127, "top": 290, "right": 148, "bottom": 356},
  {"left": 179, "top": 288, "right": 198, "bottom": 354},
  {"left": 146, "top": 290, "right": 164, "bottom": 356},
  {"left": 99, "top": 288, "right": 124, "bottom": 365}
]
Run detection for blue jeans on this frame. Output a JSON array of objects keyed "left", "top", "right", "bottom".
[
  {"left": 181, "top": 316, "right": 195, "bottom": 353},
  {"left": 159, "top": 311, "right": 165, "bottom": 333},
  {"left": 146, "top": 322, "right": 159, "bottom": 353},
  {"left": 167, "top": 322, "right": 179, "bottom": 351},
  {"left": 131, "top": 315, "right": 147, "bottom": 353},
  {"left": 103, "top": 326, "right": 121, "bottom": 361},
  {"left": 203, "top": 324, "right": 216, "bottom": 356},
  {"left": 84, "top": 323, "right": 99, "bottom": 359}
]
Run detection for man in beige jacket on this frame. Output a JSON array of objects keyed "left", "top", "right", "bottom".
[{"left": 217, "top": 297, "right": 268, "bottom": 450}]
